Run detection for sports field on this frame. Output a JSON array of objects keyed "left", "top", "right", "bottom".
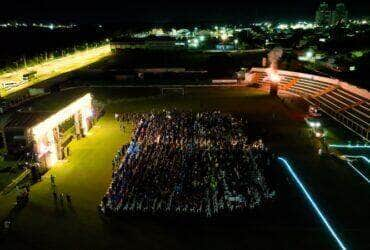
[{"left": 0, "top": 87, "right": 368, "bottom": 249}]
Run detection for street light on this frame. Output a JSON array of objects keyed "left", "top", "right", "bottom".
[
  {"left": 221, "top": 33, "right": 228, "bottom": 41},
  {"left": 306, "top": 50, "right": 313, "bottom": 59}
]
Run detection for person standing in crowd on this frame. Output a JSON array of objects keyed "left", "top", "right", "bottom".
[
  {"left": 100, "top": 110, "right": 275, "bottom": 217},
  {"left": 60, "top": 193, "right": 64, "bottom": 208},
  {"left": 50, "top": 175, "right": 55, "bottom": 187}
]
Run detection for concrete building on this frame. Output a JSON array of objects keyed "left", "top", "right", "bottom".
[
  {"left": 315, "top": 2, "right": 348, "bottom": 27},
  {"left": 315, "top": 2, "right": 333, "bottom": 27},
  {"left": 332, "top": 3, "right": 348, "bottom": 25}
]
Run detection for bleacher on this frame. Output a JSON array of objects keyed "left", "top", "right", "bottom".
[
  {"left": 249, "top": 68, "right": 369, "bottom": 140},
  {"left": 309, "top": 88, "right": 369, "bottom": 137}
]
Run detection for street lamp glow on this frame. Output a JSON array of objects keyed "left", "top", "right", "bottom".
[
  {"left": 0, "top": 45, "right": 111, "bottom": 97},
  {"left": 221, "top": 33, "right": 228, "bottom": 41},
  {"left": 308, "top": 121, "right": 321, "bottom": 128},
  {"left": 306, "top": 51, "right": 313, "bottom": 58},
  {"left": 278, "top": 157, "right": 347, "bottom": 250}
]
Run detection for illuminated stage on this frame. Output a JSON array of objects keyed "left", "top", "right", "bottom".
[
  {"left": 31, "top": 93, "right": 93, "bottom": 167},
  {"left": 0, "top": 93, "right": 94, "bottom": 167}
]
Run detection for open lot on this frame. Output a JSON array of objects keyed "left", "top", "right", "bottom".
[{"left": 0, "top": 87, "right": 368, "bottom": 249}]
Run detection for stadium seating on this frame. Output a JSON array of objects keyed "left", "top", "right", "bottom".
[{"left": 249, "top": 68, "right": 369, "bottom": 140}]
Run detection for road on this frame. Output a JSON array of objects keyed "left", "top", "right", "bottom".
[{"left": 0, "top": 45, "right": 111, "bottom": 97}]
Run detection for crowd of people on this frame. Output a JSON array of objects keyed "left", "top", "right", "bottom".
[{"left": 101, "top": 110, "right": 276, "bottom": 217}]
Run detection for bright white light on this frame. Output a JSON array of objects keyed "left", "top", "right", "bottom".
[
  {"left": 32, "top": 93, "right": 92, "bottom": 138},
  {"left": 306, "top": 51, "right": 313, "bottom": 58},
  {"left": 310, "top": 121, "right": 322, "bottom": 128},
  {"left": 0, "top": 45, "right": 110, "bottom": 97},
  {"left": 315, "top": 132, "right": 323, "bottom": 138},
  {"left": 32, "top": 93, "right": 92, "bottom": 167},
  {"left": 234, "top": 39, "right": 239, "bottom": 44},
  {"left": 278, "top": 157, "right": 347, "bottom": 250},
  {"left": 277, "top": 24, "right": 289, "bottom": 30},
  {"left": 220, "top": 33, "right": 228, "bottom": 41},
  {"left": 263, "top": 67, "right": 281, "bottom": 83}
]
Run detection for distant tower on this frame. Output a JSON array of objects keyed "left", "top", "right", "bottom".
[
  {"left": 315, "top": 2, "right": 332, "bottom": 27},
  {"left": 332, "top": 3, "right": 348, "bottom": 25}
]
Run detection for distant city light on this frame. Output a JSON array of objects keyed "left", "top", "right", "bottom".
[
  {"left": 0, "top": 21, "right": 76, "bottom": 30},
  {"left": 220, "top": 33, "right": 228, "bottom": 41},
  {"left": 277, "top": 23, "right": 289, "bottom": 30},
  {"left": 298, "top": 50, "right": 316, "bottom": 62},
  {"left": 315, "top": 131, "right": 324, "bottom": 138},
  {"left": 306, "top": 51, "right": 313, "bottom": 58},
  {"left": 308, "top": 121, "right": 321, "bottom": 128},
  {"left": 188, "top": 38, "right": 200, "bottom": 48},
  {"left": 278, "top": 157, "right": 347, "bottom": 250}
]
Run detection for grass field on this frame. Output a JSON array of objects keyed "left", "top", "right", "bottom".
[{"left": 0, "top": 87, "right": 368, "bottom": 250}]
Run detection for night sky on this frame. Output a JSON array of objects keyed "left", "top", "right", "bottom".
[{"left": 1, "top": 0, "right": 369, "bottom": 23}]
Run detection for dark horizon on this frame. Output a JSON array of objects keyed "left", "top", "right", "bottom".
[{"left": 1, "top": 0, "right": 369, "bottom": 24}]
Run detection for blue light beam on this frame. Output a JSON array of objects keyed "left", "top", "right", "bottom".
[
  {"left": 328, "top": 144, "right": 370, "bottom": 149},
  {"left": 277, "top": 157, "right": 347, "bottom": 250},
  {"left": 343, "top": 155, "right": 370, "bottom": 164},
  {"left": 346, "top": 161, "right": 370, "bottom": 183}
]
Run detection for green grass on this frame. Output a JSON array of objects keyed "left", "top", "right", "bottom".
[
  {"left": 0, "top": 160, "right": 21, "bottom": 191},
  {"left": 0, "top": 87, "right": 368, "bottom": 250},
  {"left": 0, "top": 115, "right": 133, "bottom": 249}
]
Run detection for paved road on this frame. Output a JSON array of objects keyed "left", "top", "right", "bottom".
[{"left": 0, "top": 45, "right": 111, "bottom": 97}]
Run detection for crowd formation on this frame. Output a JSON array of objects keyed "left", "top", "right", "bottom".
[{"left": 101, "top": 110, "right": 276, "bottom": 217}]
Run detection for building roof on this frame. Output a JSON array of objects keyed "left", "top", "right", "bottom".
[
  {"left": 4, "top": 112, "right": 50, "bottom": 130},
  {"left": 111, "top": 35, "right": 179, "bottom": 43}
]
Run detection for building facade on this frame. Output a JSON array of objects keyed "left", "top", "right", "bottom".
[{"left": 315, "top": 2, "right": 348, "bottom": 27}]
